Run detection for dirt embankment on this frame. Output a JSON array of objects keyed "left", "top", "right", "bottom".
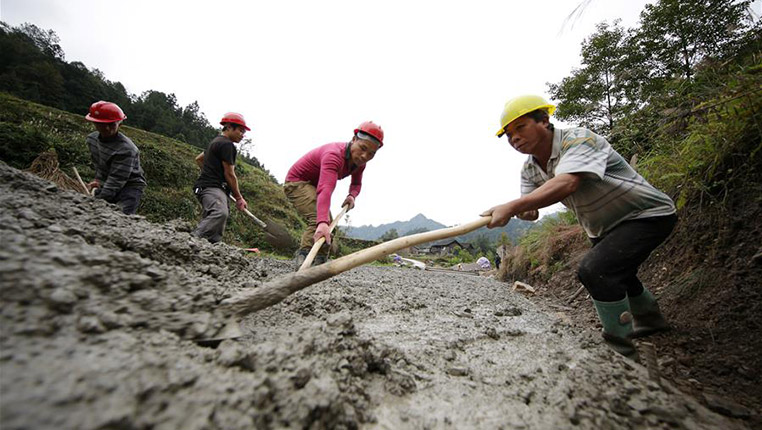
[
  {"left": 501, "top": 190, "right": 762, "bottom": 429},
  {"left": 0, "top": 161, "right": 748, "bottom": 429}
]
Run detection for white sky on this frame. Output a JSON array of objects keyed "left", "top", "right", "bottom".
[{"left": 2, "top": 0, "right": 656, "bottom": 227}]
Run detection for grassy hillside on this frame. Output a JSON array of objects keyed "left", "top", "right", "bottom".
[{"left": 0, "top": 92, "right": 304, "bottom": 253}]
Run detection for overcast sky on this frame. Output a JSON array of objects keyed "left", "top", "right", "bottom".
[{"left": 2, "top": 0, "right": 658, "bottom": 227}]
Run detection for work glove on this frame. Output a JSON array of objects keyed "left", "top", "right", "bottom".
[
  {"left": 235, "top": 197, "right": 248, "bottom": 211},
  {"left": 87, "top": 179, "right": 100, "bottom": 191},
  {"left": 314, "top": 222, "right": 331, "bottom": 244},
  {"left": 342, "top": 195, "right": 355, "bottom": 210}
]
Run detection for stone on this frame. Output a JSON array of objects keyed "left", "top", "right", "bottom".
[
  {"left": 77, "top": 316, "right": 106, "bottom": 334},
  {"left": 216, "top": 341, "right": 255, "bottom": 371},
  {"left": 46, "top": 288, "right": 78, "bottom": 312},
  {"left": 291, "top": 368, "right": 312, "bottom": 389},
  {"left": 447, "top": 366, "right": 469, "bottom": 376},
  {"left": 703, "top": 393, "right": 751, "bottom": 418}
]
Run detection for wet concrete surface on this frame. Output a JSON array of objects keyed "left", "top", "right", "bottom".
[{"left": 0, "top": 162, "right": 745, "bottom": 429}]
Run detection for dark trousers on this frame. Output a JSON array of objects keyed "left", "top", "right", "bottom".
[
  {"left": 115, "top": 187, "right": 143, "bottom": 215},
  {"left": 577, "top": 214, "right": 677, "bottom": 302}
]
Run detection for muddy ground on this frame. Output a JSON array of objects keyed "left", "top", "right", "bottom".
[
  {"left": 0, "top": 161, "right": 748, "bottom": 429},
  {"left": 510, "top": 184, "right": 762, "bottom": 430}
]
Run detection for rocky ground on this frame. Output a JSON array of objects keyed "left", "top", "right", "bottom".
[
  {"left": 0, "top": 162, "right": 749, "bottom": 429},
  {"left": 512, "top": 190, "right": 762, "bottom": 430}
]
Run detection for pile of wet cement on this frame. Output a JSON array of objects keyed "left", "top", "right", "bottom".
[{"left": 0, "top": 162, "right": 745, "bottom": 429}]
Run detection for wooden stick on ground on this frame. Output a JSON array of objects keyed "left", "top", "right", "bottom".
[
  {"left": 566, "top": 285, "right": 586, "bottom": 304},
  {"left": 299, "top": 204, "right": 350, "bottom": 271},
  {"left": 221, "top": 216, "right": 492, "bottom": 316}
]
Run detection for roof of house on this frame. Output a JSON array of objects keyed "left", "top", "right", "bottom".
[{"left": 429, "top": 239, "right": 473, "bottom": 248}]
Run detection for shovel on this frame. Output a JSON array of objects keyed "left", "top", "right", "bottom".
[
  {"left": 72, "top": 167, "right": 95, "bottom": 196},
  {"left": 220, "top": 216, "right": 492, "bottom": 316},
  {"left": 298, "top": 204, "right": 350, "bottom": 271},
  {"left": 229, "top": 195, "right": 296, "bottom": 251}
]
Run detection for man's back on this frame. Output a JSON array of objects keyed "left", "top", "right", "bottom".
[{"left": 195, "top": 136, "right": 237, "bottom": 190}]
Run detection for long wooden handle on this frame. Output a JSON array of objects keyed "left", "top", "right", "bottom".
[
  {"left": 221, "top": 216, "right": 492, "bottom": 316},
  {"left": 72, "top": 167, "right": 90, "bottom": 195},
  {"left": 299, "top": 204, "right": 350, "bottom": 271},
  {"left": 228, "top": 195, "right": 267, "bottom": 228}
]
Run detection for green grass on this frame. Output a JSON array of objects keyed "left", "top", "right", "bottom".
[
  {"left": 639, "top": 79, "right": 762, "bottom": 209},
  {"left": 0, "top": 92, "right": 304, "bottom": 254}
]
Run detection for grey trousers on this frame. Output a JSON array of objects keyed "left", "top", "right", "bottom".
[
  {"left": 115, "top": 187, "right": 143, "bottom": 215},
  {"left": 193, "top": 187, "right": 229, "bottom": 243}
]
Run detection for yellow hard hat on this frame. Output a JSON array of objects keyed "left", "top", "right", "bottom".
[{"left": 496, "top": 95, "right": 556, "bottom": 137}]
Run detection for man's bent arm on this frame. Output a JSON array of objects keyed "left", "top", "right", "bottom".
[
  {"left": 222, "top": 161, "right": 243, "bottom": 200},
  {"left": 195, "top": 152, "right": 205, "bottom": 169},
  {"left": 483, "top": 173, "right": 582, "bottom": 227}
]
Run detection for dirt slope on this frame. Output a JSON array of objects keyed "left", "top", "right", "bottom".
[
  {"left": 506, "top": 187, "right": 762, "bottom": 429},
  {"left": 0, "top": 161, "right": 745, "bottom": 429}
]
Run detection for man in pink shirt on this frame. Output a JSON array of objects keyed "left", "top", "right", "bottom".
[{"left": 284, "top": 121, "right": 384, "bottom": 267}]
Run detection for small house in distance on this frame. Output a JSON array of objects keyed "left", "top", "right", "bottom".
[{"left": 427, "top": 239, "right": 474, "bottom": 256}]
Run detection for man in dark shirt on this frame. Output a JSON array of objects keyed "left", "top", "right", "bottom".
[
  {"left": 84, "top": 101, "right": 147, "bottom": 215},
  {"left": 192, "top": 112, "right": 250, "bottom": 243}
]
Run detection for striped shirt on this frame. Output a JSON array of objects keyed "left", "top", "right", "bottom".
[
  {"left": 86, "top": 131, "right": 147, "bottom": 202},
  {"left": 521, "top": 127, "right": 675, "bottom": 238}
]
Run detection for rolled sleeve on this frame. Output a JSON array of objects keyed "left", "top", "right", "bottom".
[
  {"left": 520, "top": 168, "right": 538, "bottom": 196},
  {"left": 555, "top": 134, "right": 608, "bottom": 180}
]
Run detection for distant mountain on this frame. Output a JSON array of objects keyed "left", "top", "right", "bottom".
[
  {"left": 452, "top": 220, "right": 534, "bottom": 245},
  {"left": 343, "top": 213, "right": 535, "bottom": 245},
  {"left": 343, "top": 213, "right": 446, "bottom": 240}
]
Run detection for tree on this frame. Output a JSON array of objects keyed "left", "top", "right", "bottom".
[
  {"left": 17, "top": 23, "right": 64, "bottom": 60},
  {"left": 635, "top": 0, "right": 752, "bottom": 83},
  {"left": 454, "top": 247, "right": 475, "bottom": 263},
  {"left": 497, "top": 232, "right": 511, "bottom": 247},
  {"left": 471, "top": 234, "right": 492, "bottom": 254},
  {"left": 379, "top": 228, "right": 399, "bottom": 241},
  {"left": 548, "top": 20, "right": 633, "bottom": 135},
  {"left": 0, "top": 22, "right": 275, "bottom": 180}
]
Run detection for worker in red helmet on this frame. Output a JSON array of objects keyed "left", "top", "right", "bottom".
[
  {"left": 284, "top": 121, "right": 383, "bottom": 268},
  {"left": 84, "top": 100, "right": 147, "bottom": 215},
  {"left": 192, "top": 112, "right": 251, "bottom": 243}
]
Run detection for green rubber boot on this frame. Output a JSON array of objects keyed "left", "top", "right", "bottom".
[
  {"left": 629, "top": 288, "right": 670, "bottom": 338},
  {"left": 593, "top": 298, "right": 638, "bottom": 360}
]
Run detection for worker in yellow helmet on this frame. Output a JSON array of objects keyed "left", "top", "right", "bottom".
[{"left": 481, "top": 95, "right": 677, "bottom": 360}]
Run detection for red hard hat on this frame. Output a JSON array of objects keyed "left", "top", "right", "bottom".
[
  {"left": 220, "top": 112, "right": 251, "bottom": 131},
  {"left": 354, "top": 121, "right": 384, "bottom": 147},
  {"left": 85, "top": 101, "right": 127, "bottom": 123}
]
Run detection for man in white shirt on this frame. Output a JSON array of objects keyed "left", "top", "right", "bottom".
[{"left": 482, "top": 95, "right": 677, "bottom": 359}]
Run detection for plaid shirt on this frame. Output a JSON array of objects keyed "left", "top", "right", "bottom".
[
  {"left": 87, "top": 131, "right": 146, "bottom": 201},
  {"left": 521, "top": 127, "right": 675, "bottom": 238}
]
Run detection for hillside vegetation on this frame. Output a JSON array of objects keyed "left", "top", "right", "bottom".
[
  {"left": 345, "top": 212, "right": 534, "bottom": 245},
  {"left": 0, "top": 92, "right": 303, "bottom": 252},
  {"left": 0, "top": 22, "right": 271, "bottom": 173}
]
